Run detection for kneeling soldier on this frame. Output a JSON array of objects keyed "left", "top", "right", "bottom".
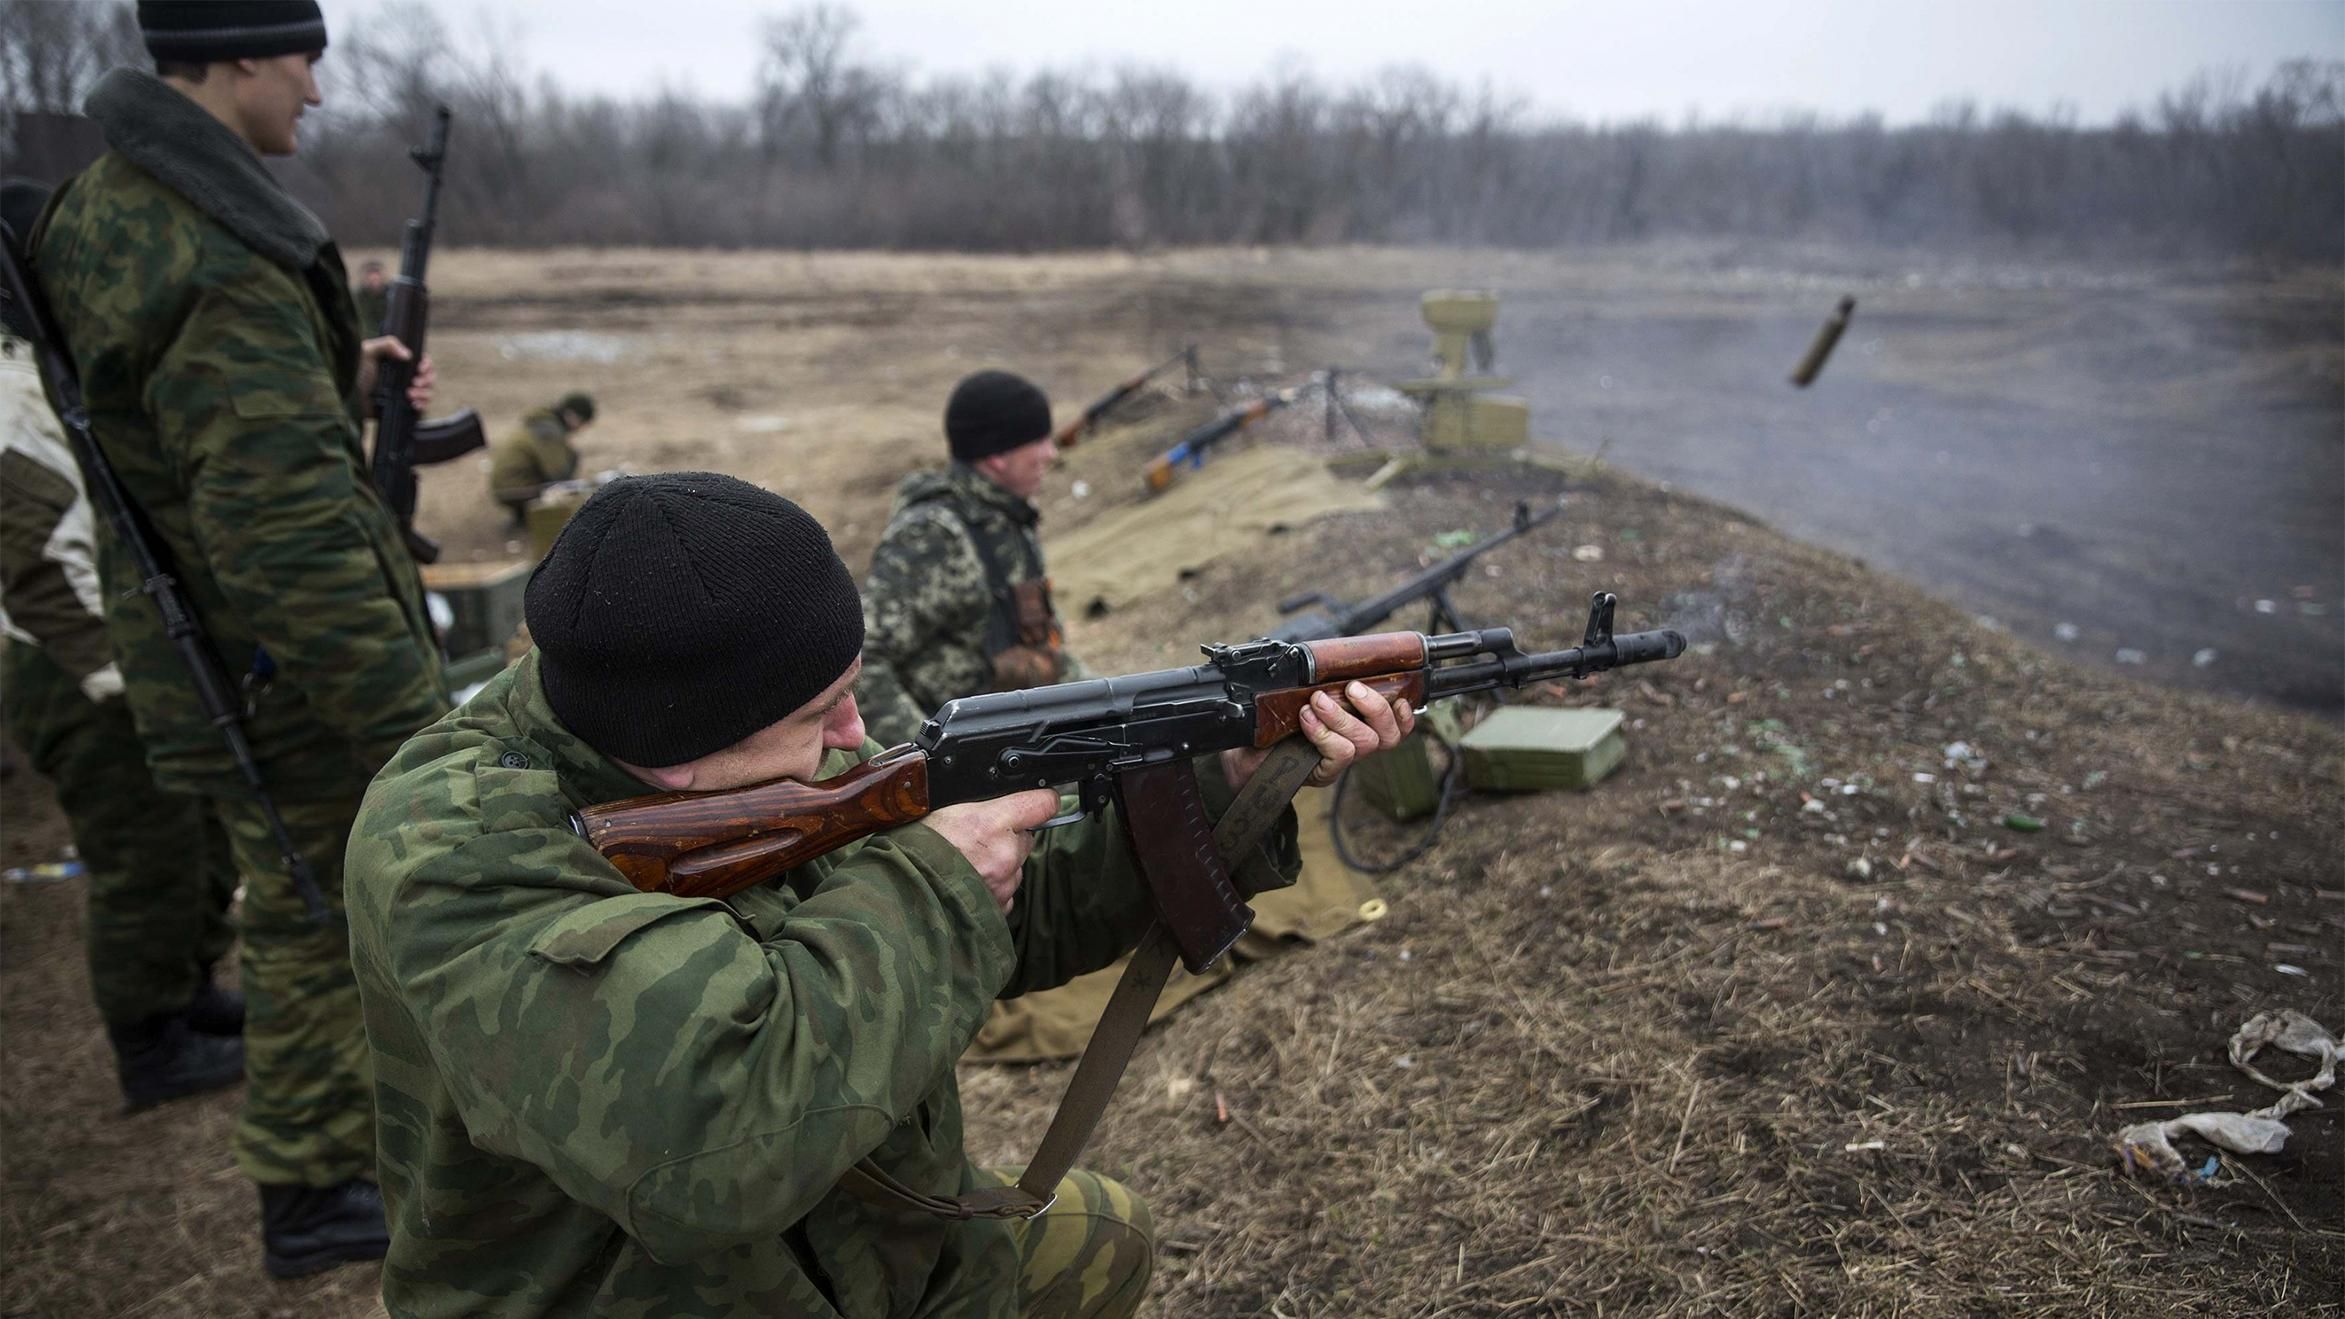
[
  {"left": 345, "top": 473, "right": 1407, "bottom": 1316},
  {"left": 488, "top": 392, "right": 595, "bottom": 525}
]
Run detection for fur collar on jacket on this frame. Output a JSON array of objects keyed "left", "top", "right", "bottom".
[{"left": 83, "top": 68, "right": 329, "bottom": 272}]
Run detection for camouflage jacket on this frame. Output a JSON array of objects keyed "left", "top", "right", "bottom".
[
  {"left": 34, "top": 70, "right": 448, "bottom": 794},
  {"left": 347, "top": 654, "right": 1284, "bottom": 1317},
  {"left": 0, "top": 332, "right": 117, "bottom": 699},
  {"left": 857, "top": 465, "right": 1084, "bottom": 747},
  {"left": 488, "top": 408, "right": 578, "bottom": 508}
]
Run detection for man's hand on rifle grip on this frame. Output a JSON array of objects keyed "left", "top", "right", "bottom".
[
  {"left": 1223, "top": 681, "right": 1414, "bottom": 792},
  {"left": 356, "top": 337, "right": 435, "bottom": 416},
  {"left": 923, "top": 788, "right": 1062, "bottom": 914}
]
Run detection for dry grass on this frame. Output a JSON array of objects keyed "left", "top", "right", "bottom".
[{"left": 4, "top": 246, "right": 2338, "bottom": 1316}]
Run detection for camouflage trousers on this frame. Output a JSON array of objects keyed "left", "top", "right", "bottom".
[
  {"left": 973, "top": 1166, "right": 1153, "bottom": 1318},
  {"left": 208, "top": 772, "right": 377, "bottom": 1187},
  {"left": 0, "top": 643, "right": 236, "bottom": 1027}
]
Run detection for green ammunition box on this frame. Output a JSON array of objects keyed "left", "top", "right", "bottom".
[
  {"left": 528, "top": 488, "right": 589, "bottom": 561},
  {"left": 420, "top": 559, "right": 531, "bottom": 660},
  {"left": 1458, "top": 706, "right": 1627, "bottom": 792},
  {"left": 1350, "top": 703, "right": 1465, "bottom": 821},
  {"left": 1352, "top": 729, "right": 1443, "bottom": 821}
]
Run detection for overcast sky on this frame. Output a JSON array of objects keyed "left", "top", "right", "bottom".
[{"left": 337, "top": 0, "right": 2344, "bottom": 126}]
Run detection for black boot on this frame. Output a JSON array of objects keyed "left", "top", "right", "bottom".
[
  {"left": 259, "top": 1179, "right": 391, "bottom": 1279},
  {"left": 185, "top": 978, "right": 245, "bottom": 1036},
  {"left": 108, "top": 1013, "right": 245, "bottom": 1113}
]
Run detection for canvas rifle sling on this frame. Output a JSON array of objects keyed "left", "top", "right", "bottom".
[{"left": 840, "top": 738, "right": 1321, "bottom": 1221}]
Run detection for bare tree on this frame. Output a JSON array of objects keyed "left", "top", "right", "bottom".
[
  {"left": 756, "top": 3, "right": 887, "bottom": 169},
  {"left": 0, "top": 0, "right": 139, "bottom": 114},
  {"left": 219, "top": 2, "right": 2338, "bottom": 264}
]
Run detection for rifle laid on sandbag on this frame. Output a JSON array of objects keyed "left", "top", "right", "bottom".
[
  {"left": 1141, "top": 376, "right": 1317, "bottom": 494},
  {"left": 0, "top": 208, "right": 332, "bottom": 925},
  {"left": 1052, "top": 346, "right": 1193, "bottom": 450},
  {"left": 1269, "top": 498, "right": 1565, "bottom": 642},
  {"left": 574, "top": 592, "right": 1683, "bottom": 1222},
  {"left": 370, "top": 104, "right": 485, "bottom": 565}
]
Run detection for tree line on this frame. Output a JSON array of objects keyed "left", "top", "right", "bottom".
[{"left": 5, "top": 0, "right": 2339, "bottom": 260}]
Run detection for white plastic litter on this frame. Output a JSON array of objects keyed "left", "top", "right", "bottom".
[{"left": 2116, "top": 1010, "right": 2337, "bottom": 1185}]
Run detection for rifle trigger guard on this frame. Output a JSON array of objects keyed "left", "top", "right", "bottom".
[{"left": 1036, "top": 775, "right": 1111, "bottom": 831}]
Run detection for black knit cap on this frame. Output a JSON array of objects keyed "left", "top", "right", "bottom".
[
  {"left": 139, "top": 1, "right": 328, "bottom": 63},
  {"left": 557, "top": 392, "right": 596, "bottom": 424},
  {"left": 526, "top": 473, "right": 864, "bottom": 766},
  {"left": 944, "top": 370, "right": 1052, "bottom": 462}
]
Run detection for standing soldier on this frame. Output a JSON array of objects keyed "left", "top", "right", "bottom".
[
  {"left": 351, "top": 258, "right": 387, "bottom": 334},
  {"left": 858, "top": 370, "right": 1083, "bottom": 746},
  {"left": 30, "top": 0, "right": 450, "bottom": 1279},
  {"left": 1, "top": 181, "right": 243, "bottom": 1115},
  {"left": 487, "top": 391, "right": 594, "bottom": 524}
]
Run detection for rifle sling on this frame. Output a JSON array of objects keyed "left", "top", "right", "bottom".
[{"left": 841, "top": 738, "right": 1321, "bottom": 1222}]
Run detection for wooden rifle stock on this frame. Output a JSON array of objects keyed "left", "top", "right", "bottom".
[
  {"left": 578, "top": 748, "right": 932, "bottom": 900},
  {"left": 1054, "top": 347, "right": 1193, "bottom": 450},
  {"left": 1252, "top": 672, "right": 1425, "bottom": 748},
  {"left": 1250, "top": 632, "right": 1430, "bottom": 745}
]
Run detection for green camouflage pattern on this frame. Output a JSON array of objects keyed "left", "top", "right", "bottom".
[
  {"left": 216, "top": 765, "right": 382, "bottom": 1185},
  {"left": 34, "top": 110, "right": 450, "bottom": 798},
  {"left": 347, "top": 652, "right": 1283, "bottom": 1316},
  {"left": 858, "top": 464, "right": 1086, "bottom": 747},
  {"left": 975, "top": 1167, "right": 1152, "bottom": 1319},
  {"left": 488, "top": 408, "right": 578, "bottom": 516},
  {"left": 0, "top": 642, "right": 236, "bottom": 1028},
  {"left": 32, "top": 71, "right": 450, "bottom": 1189},
  {"left": 0, "top": 446, "right": 110, "bottom": 680},
  {"left": 0, "top": 335, "right": 113, "bottom": 685}
]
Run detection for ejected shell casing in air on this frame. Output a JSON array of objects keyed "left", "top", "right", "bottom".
[{"left": 1789, "top": 295, "right": 1857, "bottom": 388}]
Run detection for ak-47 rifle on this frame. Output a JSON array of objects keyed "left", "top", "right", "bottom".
[
  {"left": 0, "top": 210, "right": 331, "bottom": 923},
  {"left": 1140, "top": 376, "right": 1317, "bottom": 494},
  {"left": 575, "top": 591, "right": 1682, "bottom": 1223},
  {"left": 1052, "top": 346, "right": 1193, "bottom": 450},
  {"left": 1268, "top": 498, "right": 1565, "bottom": 642},
  {"left": 370, "top": 104, "right": 485, "bottom": 565},
  {"left": 578, "top": 594, "right": 1681, "bottom": 966}
]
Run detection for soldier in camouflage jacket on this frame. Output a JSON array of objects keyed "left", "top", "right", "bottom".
[
  {"left": 488, "top": 392, "right": 595, "bottom": 523},
  {"left": 32, "top": 6, "right": 449, "bottom": 1277},
  {"left": 346, "top": 474, "right": 1407, "bottom": 1316},
  {"left": 859, "top": 370, "right": 1086, "bottom": 747},
  {"left": 0, "top": 286, "right": 244, "bottom": 1113}
]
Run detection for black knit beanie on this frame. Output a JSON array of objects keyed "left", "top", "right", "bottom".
[
  {"left": 526, "top": 473, "right": 865, "bottom": 766},
  {"left": 139, "top": 1, "right": 328, "bottom": 62},
  {"left": 944, "top": 370, "right": 1052, "bottom": 463},
  {"left": 557, "top": 392, "right": 596, "bottom": 425}
]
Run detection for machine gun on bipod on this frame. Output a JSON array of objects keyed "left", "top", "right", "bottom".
[{"left": 1268, "top": 498, "right": 1565, "bottom": 642}]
